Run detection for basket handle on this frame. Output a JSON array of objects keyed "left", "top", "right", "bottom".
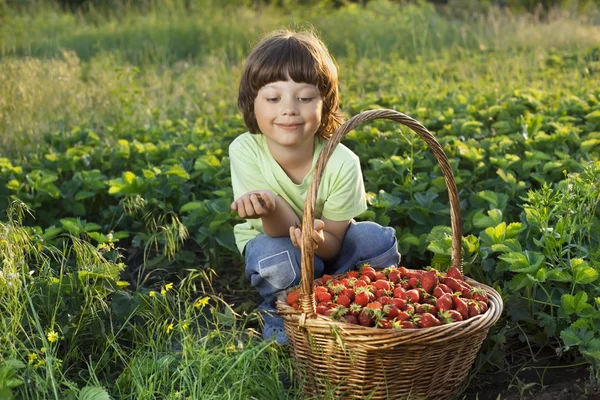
[{"left": 298, "top": 109, "right": 462, "bottom": 316}]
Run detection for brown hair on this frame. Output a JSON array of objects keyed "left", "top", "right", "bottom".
[{"left": 238, "top": 29, "right": 343, "bottom": 139}]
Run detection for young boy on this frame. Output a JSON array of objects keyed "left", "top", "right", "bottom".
[{"left": 230, "top": 29, "right": 400, "bottom": 344}]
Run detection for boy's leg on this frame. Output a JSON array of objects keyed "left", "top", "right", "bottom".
[
  {"left": 244, "top": 234, "right": 324, "bottom": 344},
  {"left": 325, "top": 221, "right": 400, "bottom": 275}
]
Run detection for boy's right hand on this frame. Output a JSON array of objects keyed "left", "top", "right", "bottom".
[{"left": 231, "top": 190, "right": 276, "bottom": 219}]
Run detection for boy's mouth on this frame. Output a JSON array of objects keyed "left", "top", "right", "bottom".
[{"left": 275, "top": 123, "right": 303, "bottom": 131}]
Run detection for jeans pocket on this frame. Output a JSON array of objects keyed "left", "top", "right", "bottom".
[{"left": 258, "top": 251, "right": 296, "bottom": 290}]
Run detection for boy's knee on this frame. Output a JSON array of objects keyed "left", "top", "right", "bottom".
[{"left": 347, "top": 221, "right": 400, "bottom": 268}]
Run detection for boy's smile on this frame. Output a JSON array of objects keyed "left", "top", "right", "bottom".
[{"left": 254, "top": 79, "right": 323, "bottom": 149}]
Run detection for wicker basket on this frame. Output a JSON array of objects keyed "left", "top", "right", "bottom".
[{"left": 275, "top": 109, "right": 503, "bottom": 400}]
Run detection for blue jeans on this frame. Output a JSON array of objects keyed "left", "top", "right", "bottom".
[{"left": 244, "top": 221, "right": 400, "bottom": 310}]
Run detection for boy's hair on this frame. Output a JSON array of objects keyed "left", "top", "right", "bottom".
[{"left": 238, "top": 29, "right": 343, "bottom": 139}]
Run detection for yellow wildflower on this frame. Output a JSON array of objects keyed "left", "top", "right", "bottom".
[
  {"left": 161, "top": 288, "right": 167, "bottom": 296},
  {"left": 34, "top": 360, "right": 46, "bottom": 369},
  {"left": 166, "top": 323, "right": 174, "bottom": 334},
  {"left": 47, "top": 330, "right": 59, "bottom": 343},
  {"left": 194, "top": 296, "right": 210, "bottom": 309},
  {"left": 181, "top": 322, "right": 189, "bottom": 330},
  {"left": 165, "top": 282, "right": 174, "bottom": 292},
  {"left": 40, "top": 347, "right": 46, "bottom": 353},
  {"left": 149, "top": 290, "right": 156, "bottom": 297},
  {"left": 117, "top": 281, "right": 130, "bottom": 288},
  {"left": 27, "top": 353, "right": 38, "bottom": 364}
]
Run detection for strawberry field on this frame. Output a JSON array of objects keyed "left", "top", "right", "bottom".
[{"left": 1, "top": 0, "right": 600, "bottom": 399}]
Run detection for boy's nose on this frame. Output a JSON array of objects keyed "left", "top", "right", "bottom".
[{"left": 280, "top": 99, "right": 298, "bottom": 115}]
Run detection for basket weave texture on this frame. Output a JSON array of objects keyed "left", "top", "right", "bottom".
[{"left": 275, "top": 109, "right": 503, "bottom": 400}]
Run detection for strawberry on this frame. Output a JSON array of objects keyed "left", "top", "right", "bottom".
[
  {"left": 438, "top": 283, "right": 452, "bottom": 293},
  {"left": 476, "top": 300, "right": 488, "bottom": 313},
  {"left": 342, "top": 287, "right": 355, "bottom": 300},
  {"left": 315, "top": 290, "right": 332, "bottom": 303},
  {"left": 459, "top": 283, "right": 472, "bottom": 299},
  {"left": 404, "top": 289, "right": 421, "bottom": 304},
  {"left": 343, "top": 314, "right": 359, "bottom": 325},
  {"left": 408, "top": 276, "right": 420, "bottom": 289},
  {"left": 391, "top": 298, "right": 406, "bottom": 310},
  {"left": 453, "top": 296, "right": 469, "bottom": 319},
  {"left": 393, "top": 287, "right": 405, "bottom": 298},
  {"left": 401, "top": 321, "right": 418, "bottom": 329},
  {"left": 418, "top": 313, "right": 441, "bottom": 328},
  {"left": 443, "top": 277, "right": 463, "bottom": 293},
  {"left": 353, "top": 279, "right": 368, "bottom": 288},
  {"left": 398, "top": 266, "right": 410, "bottom": 278},
  {"left": 438, "top": 309, "right": 463, "bottom": 324},
  {"left": 354, "top": 291, "right": 371, "bottom": 307},
  {"left": 471, "top": 287, "right": 489, "bottom": 305},
  {"left": 436, "top": 293, "right": 454, "bottom": 312},
  {"left": 388, "top": 270, "right": 401, "bottom": 284},
  {"left": 433, "top": 286, "right": 446, "bottom": 299},
  {"left": 375, "top": 272, "right": 387, "bottom": 281},
  {"left": 377, "top": 319, "right": 393, "bottom": 329},
  {"left": 330, "top": 283, "right": 345, "bottom": 295},
  {"left": 384, "top": 304, "right": 400, "bottom": 318},
  {"left": 373, "top": 279, "right": 391, "bottom": 291},
  {"left": 374, "top": 289, "right": 387, "bottom": 299},
  {"left": 359, "top": 275, "right": 372, "bottom": 284},
  {"left": 358, "top": 310, "right": 374, "bottom": 327},
  {"left": 447, "top": 266, "right": 464, "bottom": 281},
  {"left": 468, "top": 302, "right": 481, "bottom": 318},
  {"left": 336, "top": 294, "right": 352, "bottom": 307},
  {"left": 397, "top": 310, "right": 411, "bottom": 321},
  {"left": 366, "top": 301, "right": 382, "bottom": 310},
  {"left": 360, "top": 265, "right": 377, "bottom": 281},
  {"left": 321, "top": 274, "right": 334, "bottom": 284},
  {"left": 422, "top": 292, "right": 437, "bottom": 305},
  {"left": 420, "top": 271, "right": 438, "bottom": 294},
  {"left": 404, "top": 304, "right": 415, "bottom": 314},
  {"left": 316, "top": 304, "right": 329, "bottom": 315},
  {"left": 349, "top": 303, "right": 363, "bottom": 317},
  {"left": 346, "top": 271, "right": 360, "bottom": 279},
  {"left": 287, "top": 289, "right": 299, "bottom": 306},
  {"left": 379, "top": 295, "right": 392, "bottom": 306},
  {"left": 415, "top": 303, "right": 437, "bottom": 314}
]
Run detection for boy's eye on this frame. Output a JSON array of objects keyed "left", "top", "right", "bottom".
[
  {"left": 266, "top": 97, "right": 279, "bottom": 102},
  {"left": 298, "top": 97, "right": 313, "bottom": 102}
]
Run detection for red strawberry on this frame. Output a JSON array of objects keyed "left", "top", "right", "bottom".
[
  {"left": 433, "top": 286, "right": 446, "bottom": 298},
  {"left": 397, "top": 311, "right": 411, "bottom": 321},
  {"left": 443, "top": 277, "right": 463, "bottom": 293},
  {"left": 459, "top": 283, "right": 472, "bottom": 299},
  {"left": 408, "top": 277, "right": 420, "bottom": 289},
  {"left": 404, "top": 289, "right": 421, "bottom": 304},
  {"left": 436, "top": 293, "right": 454, "bottom": 312},
  {"left": 336, "top": 294, "right": 352, "bottom": 307},
  {"left": 354, "top": 290, "right": 371, "bottom": 307},
  {"left": 476, "top": 300, "right": 488, "bottom": 313},
  {"left": 401, "top": 321, "right": 418, "bottom": 329},
  {"left": 468, "top": 303, "right": 481, "bottom": 318},
  {"left": 391, "top": 298, "right": 406, "bottom": 310},
  {"left": 287, "top": 290, "right": 299, "bottom": 306},
  {"left": 321, "top": 274, "right": 334, "bottom": 284},
  {"left": 447, "top": 267, "right": 464, "bottom": 281},
  {"left": 379, "top": 295, "right": 392, "bottom": 305},
  {"left": 438, "top": 309, "right": 463, "bottom": 324},
  {"left": 404, "top": 304, "right": 415, "bottom": 314},
  {"left": 415, "top": 303, "right": 437, "bottom": 314},
  {"left": 358, "top": 310, "right": 374, "bottom": 327},
  {"left": 366, "top": 301, "right": 382, "bottom": 310},
  {"left": 438, "top": 283, "right": 452, "bottom": 293},
  {"left": 316, "top": 304, "right": 329, "bottom": 315},
  {"left": 315, "top": 290, "right": 332, "bottom": 303},
  {"left": 349, "top": 303, "right": 363, "bottom": 317},
  {"left": 346, "top": 271, "right": 360, "bottom": 279},
  {"left": 343, "top": 314, "right": 359, "bottom": 324},
  {"left": 420, "top": 271, "right": 438, "bottom": 294},
  {"left": 342, "top": 287, "right": 355, "bottom": 300},
  {"left": 353, "top": 279, "right": 368, "bottom": 288},
  {"left": 377, "top": 319, "right": 393, "bottom": 329},
  {"left": 454, "top": 296, "right": 469, "bottom": 319},
  {"left": 360, "top": 265, "right": 377, "bottom": 281},
  {"left": 375, "top": 272, "right": 387, "bottom": 281},
  {"left": 388, "top": 270, "right": 401, "bottom": 284},
  {"left": 393, "top": 287, "right": 405, "bottom": 298},
  {"left": 374, "top": 289, "right": 387, "bottom": 299},
  {"left": 359, "top": 275, "right": 372, "bottom": 284},
  {"left": 418, "top": 313, "right": 441, "bottom": 328},
  {"left": 398, "top": 266, "right": 410, "bottom": 278},
  {"left": 384, "top": 304, "right": 400, "bottom": 318},
  {"left": 373, "top": 280, "right": 391, "bottom": 291},
  {"left": 472, "top": 287, "right": 489, "bottom": 305}
]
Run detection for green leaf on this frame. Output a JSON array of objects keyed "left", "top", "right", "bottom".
[
  {"left": 571, "top": 258, "right": 598, "bottom": 285},
  {"left": 60, "top": 218, "right": 83, "bottom": 235},
  {"left": 79, "top": 386, "right": 111, "bottom": 400},
  {"left": 473, "top": 209, "right": 503, "bottom": 229},
  {"left": 561, "top": 292, "right": 592, "bottom": 316},
  {"left": 180, "top": 201, "right": 205, "bottom": 213},
  {"left": 165, "top": 165, "right": 190, "bottom": 180},
  {"left": 42, "top": 226, "right": 63, "bottom": 241},
  {"left": 546, "top": 269, "right": 573, "bottom": 283},
  {"left": 499, "top": 251, "right": 544, "bottom": 274},
  {"left": 123, "top": 171, "right": 136, "bottom": 185},
  {"left": 505, "top": 222, "right": 525, "bottom": 238}
]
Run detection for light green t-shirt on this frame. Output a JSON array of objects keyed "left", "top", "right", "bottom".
[{"left": 229, "top": 132, "right": 367, "bottom": 254}]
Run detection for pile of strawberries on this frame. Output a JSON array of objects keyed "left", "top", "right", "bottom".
[{"left": 286, "top": 265, "right": 490, "bottom": 329}]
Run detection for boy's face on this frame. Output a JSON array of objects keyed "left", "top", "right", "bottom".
[{"left": 254, "top": 79, "right": 323, "bottom": 149}]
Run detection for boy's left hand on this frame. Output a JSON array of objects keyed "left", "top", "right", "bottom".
[{"left": 289, "top": 219, "right": 325, "bottom": 249}]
